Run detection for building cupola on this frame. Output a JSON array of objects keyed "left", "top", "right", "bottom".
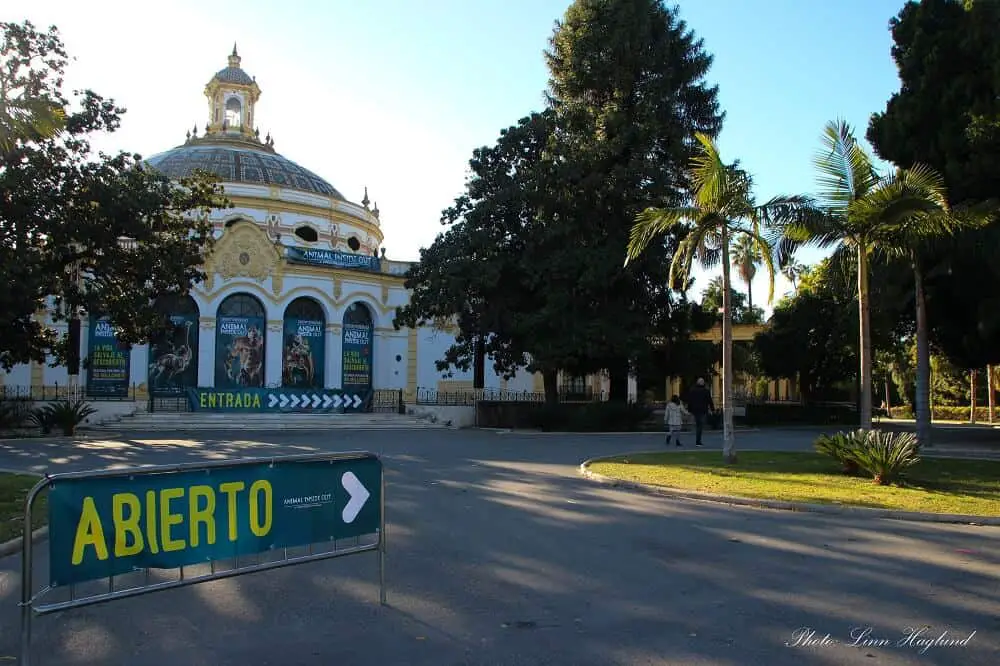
[{"left": 204, "top": 44, "right": 261, "bottom": 139}]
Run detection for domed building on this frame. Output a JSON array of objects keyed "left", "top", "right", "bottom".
[{"left": 2, "top": 47, "right": 543, "bottom": 420}]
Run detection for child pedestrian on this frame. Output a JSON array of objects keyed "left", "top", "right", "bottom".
[{"left": 663, "top": 395, "right": 688, "bottom": 447}]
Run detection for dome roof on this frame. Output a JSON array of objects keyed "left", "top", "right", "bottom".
[
  {"left": 213, "top": 66, "right": 254, "bottom": 86},
  {"left": 146, "top": 141, "right": 344, "bottom": 199}
]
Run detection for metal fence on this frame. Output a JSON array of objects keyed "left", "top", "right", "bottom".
[
  {"left": 370, "top": 389, "right": 404, "bottom": 413},
  {"left": 414, "top": 387, "right": 606, "bottom": 406},
  {"left": 0, "top": 384, "right": 139, "bottom": 402}
]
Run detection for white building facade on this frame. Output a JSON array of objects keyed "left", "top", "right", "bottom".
[{"left": 2, "top": 47, "right": 549, "bottom": 413}]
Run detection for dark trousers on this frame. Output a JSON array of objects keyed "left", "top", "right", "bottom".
[{"left": 693, "top": 412, "right": 707, "bottom": 444}]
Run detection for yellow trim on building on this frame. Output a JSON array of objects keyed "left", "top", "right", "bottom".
[{"left": 406, "top": 327, "right": 418, "bottom": 401}]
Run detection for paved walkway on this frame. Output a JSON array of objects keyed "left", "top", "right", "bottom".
[{"left": 1, "top": 427, "right": 998, "bottom": 665}]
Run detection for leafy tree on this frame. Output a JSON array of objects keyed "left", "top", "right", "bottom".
[
  {"left": 0, "top": 22, "right": 227, "bottom": 370},
  {"left": 701, "top": 276, "right": 764, "bottom": 325},
  {"left": 781, "top": 261, "right": 808, "bottom": 292},
  {"left": 543, "top": 0, "right": 724, "bottom": 402},
  {"left": 0, "top": 21, "right": 66, "bottom": 152},
  {"left": 394, "top": 113, "right": 559, "bottom": 396},
  {"left": 867, "top": 0, "right": 1000, "bottom": 372},
  {"left": 626, "top": 133, "right": 815, "bottom": 463}
]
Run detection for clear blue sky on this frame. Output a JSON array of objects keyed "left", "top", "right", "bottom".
[{"left": 22, "top": 0, "right": 906, "bottom": 309}]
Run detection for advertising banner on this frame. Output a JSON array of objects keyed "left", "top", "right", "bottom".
[
  {"left": 148, "top": 314, "right": 200, "bottom": 396},
  {"left": 285, "top": 247, "right": 380, "bottom": 273},
  {"left": 215, "top": 316, "right": 265, "bottom": 388},
  {"left": 47, "top": 455, "right": 383, "bottom": 587},
  {"left": 86, "top": 317, "right": 131, "bottom": 397},
  {"left": 341, "top": 323, "right": 373, "bottom": 392},
  {"left": 282, "top": 318, "right": 325, "bottom": 389},
  {"left": 185, "top": 387, "right": 370, "bottom": 412}
]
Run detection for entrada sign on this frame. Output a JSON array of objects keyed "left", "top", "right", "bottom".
[
  {"left": 47, "top": 455, "right": 382, "bottom": 587},
  {"left": 185, "top": 387, "right": 370, "bottom": 412}
]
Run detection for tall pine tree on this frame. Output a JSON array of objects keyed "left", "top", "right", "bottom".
[{"left": 541, "top": 0, "right": 724, "bottom": 401}]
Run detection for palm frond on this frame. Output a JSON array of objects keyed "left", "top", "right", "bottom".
[
  {"left": 0, "top": 97, "right": 66, "bottom": 151},
  {"left": 813, "top": 119, "right": 879, "bottom": 211},
  {"left": 689, "top": 132, "right": 731, "bottom": 210},
  {"left": 737, "top": 226, "right": 777, "bottom": 305},
  {"left": 626, "top": 206, "right": 697, "bottom": 265}
]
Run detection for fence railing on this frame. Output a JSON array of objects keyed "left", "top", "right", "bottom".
[
  {"left": 0, "top": 384, "right": 140, "bottom": 402},
  {"left": 413, "top": 387, "right": 606, "bottom": 406}
]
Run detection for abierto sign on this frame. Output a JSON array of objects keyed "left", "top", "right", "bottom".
[{"left": 47, "top": 454, "right": 382, "bottom": 587}]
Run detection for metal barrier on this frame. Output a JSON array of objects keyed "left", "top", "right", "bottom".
[{"left": 19, "top": 451, "right": 386, "bottom": 665}]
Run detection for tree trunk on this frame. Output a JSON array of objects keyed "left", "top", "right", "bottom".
[
  {"left": 884, "top": 379, "right": 891, "bottom": 415},
  {"left": 970, "top": 368, "right": 978, "bottom": 424},
  {"left": 542, "top": 368, "right": 559, "bottom": 406},
  {"left": 607, "top": 358, "right": 630, "bottom": 403},
  {"left": 746, "top": 280, "right": 753, "bottom": 312},
  {"left": 721, "top": 226, "right": 736, "bottom": 463},
  {"left": 986, "top": 365, "right": 996, "bottom": 424},
  {"left": 913, "top": 257, "right": 932, "bottom": 447},
  {"left": 857, "top": 244, "right": 873, "bottom": 430},
  {"left": 473, "top": 333, "right": 485, "bottom": 389}
]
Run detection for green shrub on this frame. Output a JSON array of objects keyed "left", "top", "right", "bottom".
[
  {"left": 0, "top": 402, "right": 28, "bottom": 429},
  {"left": 850, "top": 429, "right": 920, "bottom": 485},
  {"left": 744, "top": 403, "right": 857, "bottom": 426},
  {"left": 813, "top": 431, "right": 862, "bottom": 474},
  {"left": 26, "top": 405, "right": 55, "bottom": 434},
  {"left": 46, "top": 400, "right": 97, "bottom": 436}
]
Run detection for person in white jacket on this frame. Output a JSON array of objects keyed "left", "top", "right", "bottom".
[{"left": 663, "top": 395, "right": 689, "bottom": 447}]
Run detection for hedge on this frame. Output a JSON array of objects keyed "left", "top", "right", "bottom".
[
  {"left": 888, "top": 405, "right": 996, "bottom": 422},
  {"left": 476, "top": 400, "right": 654, "bottom": 432},
  {"left": 743, "top": 403, "right": 858, "bottom": 426}
]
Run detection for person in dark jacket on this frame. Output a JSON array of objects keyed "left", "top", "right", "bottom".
[{"left": 685, "top": 378, "right": 714, "bottom": 447}]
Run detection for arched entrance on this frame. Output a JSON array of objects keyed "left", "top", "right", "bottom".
[
  {"left": 148, "top": 295, "right": 200, "bottom": 395},
  {"left": 341, "top": 302, "right": 373, "bottom": 394},
  {"left": 215, "top": 293, "right": 266, "bottom": 388},
  {"left": 282, "top": 297, "right": 326, "bottom": 388}
]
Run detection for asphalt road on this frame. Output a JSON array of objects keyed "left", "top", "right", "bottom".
[{"left": 1, "top": 427, "right": 998, "bottom": 665}]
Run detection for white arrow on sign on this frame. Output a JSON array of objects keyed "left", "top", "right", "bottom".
[
  {"left": 341, "top": 471, "right": 370, "bottom": 524},
  {"left": 279, "top": 394, "right": 289, "bottom": 408},
  {"left": 290, "top": 394, "right": 300, "bottom": 408},
  {"left": 268, "top": 394, "right": 278, "bottom": 408},
  {"left": 322, "top": 394, "right": 333, "bottom": 408},
  {"left": 333, "top": 394, "right": 342, "bottom": 408},
  {"left": 311, "top": 394, "right": 321, "bottom": 408},
  {"left": 351, "top": 394, "right": 362, "bottom": 409}
]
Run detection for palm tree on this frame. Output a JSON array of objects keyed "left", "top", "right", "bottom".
[
  {"left": 780, "top": 119, "right": 977, "bottom": 432},
  {"left": 0, "top": 23, "right": 66, "bottom": 152},
  {"left": 730, "top": 234, "right": 760, "bottom": 311},
  {"left": 625, "top": 132, "right": 815, "bottom": 463},
  {"left": 781, "top": 261, "right": 807, "bottom": 291}
]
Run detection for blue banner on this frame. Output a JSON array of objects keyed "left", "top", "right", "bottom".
[
  {"left": 282, "top": 318, "right": 325, "bottom": 388},
  {"left": 341, "top": 323, "right": 373, "bottom": 392},
  {"left": 86, "top": 317, "right": 131, "bottom": 397},
  {"left": 47, "top": 455, "right": 382, "bottom": 587},
  {"left": 285, "top": 247, "right": 380, "bottom": 273},
  {"left": 186, "top": 387, "right": 370, "bottom": 412}
]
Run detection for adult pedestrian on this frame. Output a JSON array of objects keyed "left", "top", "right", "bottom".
[{"left": 685, "top": 377, "right": 714, "bottom": 447}]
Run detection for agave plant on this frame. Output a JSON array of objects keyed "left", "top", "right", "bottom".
[
  {"left": 813, "top": 431, "right": 862, "bottom": 474},
  {"left": 26, "top": 405, "right": 55, "bottom": 434},
  {"left": 47, "top": 400, "right": 97, "bottom": 436},
  {"left": 850, "top": 430, "right": 921, "bottom": 486}
]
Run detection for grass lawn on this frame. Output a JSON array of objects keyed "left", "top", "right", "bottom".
[
  {"left": 586, "top": 451, "right": 1000, "bottom": 516},
  {"left": 0, "top": 473, "right": 46, "bottom": 543}
]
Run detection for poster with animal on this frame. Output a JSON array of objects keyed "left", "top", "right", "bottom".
[
  {"left": 148, "top": 314, "right": 199, "bottom": 395},
  {"left": 215, "top": 316, "right": 265, "bottom": 388},
  {"left": 282, "top": 318, "right": 324, "bottom": 388}
]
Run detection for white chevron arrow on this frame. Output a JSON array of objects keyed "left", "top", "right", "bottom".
[
  {"left": 351, "top": 394, "right": 362, "bottom": 408},
  {"left": 341, "top": 471, "right": 370, "bottom": 524},
  {"left": 268, "top": 394, "right": 278, "bottom": 408},
  {"left": 311, "top": 393, "right": 321, "bottom": 408},
  {"left": 279, "top": 394, "right": 289, "bottom": 408},
  {"left": 333, "top": 394, "right": 342, "bottom": 408},
  {"left": 290, "top": 394, "right": 300, "bottom": 408},
  {"left": 322, "top": 394, "right": 333, "bottom": 408}
]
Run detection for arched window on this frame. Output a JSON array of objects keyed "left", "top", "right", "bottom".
[
  {"left": 225, "top": 97, "right": 242, "bottom": 128},
  {"left": 343, "top": 302, "right": 372, "bottom": 327},
  {"left": 282, "top": 297, "right": 326, "bottom": 389},
  {"left": 215, "top": 293, "right": 266, "bottom": 388},
  {"left": 149, "top": 295, "right": 201, "bottom": 395},
  {"left": 294, "top": 226, "right": 318, "bottom": 242}
]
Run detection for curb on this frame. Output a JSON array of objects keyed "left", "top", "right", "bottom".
[
  {"left": 578, "top": 458, "right": 1000, "bottom": 526},
  {"left": 0, "top": 526, "right": 48, "bottom": 558},
  {"left": 490, "top": 429, "right": 760, "bottom": 436}
]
